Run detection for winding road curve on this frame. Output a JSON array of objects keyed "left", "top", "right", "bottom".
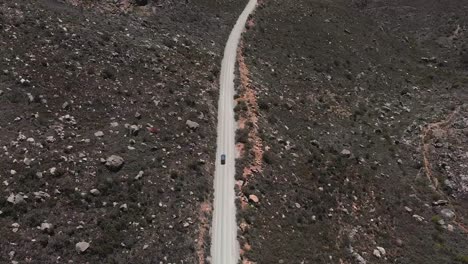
[{"left": 210, "top": 1, "right": 257, "bottom": 263}]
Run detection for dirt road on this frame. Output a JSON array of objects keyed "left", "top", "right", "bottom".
[{"left": 210, "top": 1, "right": 257, "bottom": 263}]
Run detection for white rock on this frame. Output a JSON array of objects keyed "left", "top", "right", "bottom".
[
  {"left": 94, "top": 131, "right": 104, "bottom": 137},
  {"left": 186, "top": 120, "right": 200, "bottom": 129},
  {"left": 90, "top": 189, "right": 100, "bottom": 196},
  {"left": 135, "top": 170, "right": 144, "bottom": 180},
  {"left": 373, "top": 249, "right": 381, "bottom": 258},
  {"left": 340, "top": 149, "right": 351, "bottom": 157},
  {"left": 7, "top": 194, "right": 25, "bottom": 204},
  {"left": 49, "top": 167, "right": 57, "bottom": 176},
  {"left": 377, "top": 246, "right": 386, "bottom": 256},
  {"left": 440, "top": 208, "right": 455, "bottom": 219},
  {"left": 23, "top": 158, "right": 32, "bottom": 166},
  {"left": 40, "top": 223, "right": 53, "bottom": 233},
  {"left": 75, "top": 242, "right": 90, "bottom": 253}
]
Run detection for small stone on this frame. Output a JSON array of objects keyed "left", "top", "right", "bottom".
[
  {"left": 75, "top": 242, "right": 90, "bottom": 253},
  {"left": 183, "top": 222, "right": 190, "bottom": 228},
  {"left": 110, "top": 122, "right": 119, "bottom": 127},
  {"left": 404, "top": 206, "right": 413, "bottom": 213},
  {"left": 373, "top": 249, "right": 381, "bottom": 258},
  {"left": 248, "top": 194, "right": 259, "bottom": 203},
  {"left": 340, "top": 149, "right": 351, "bottom": 157},
  {"left": 440, "top": 208, "right": 455, "bottom": 219},
  {"left": 120, "top": 203, "right": 128, "bottom": 211},
  {"left": 413, "top": 214, "right": 424, "bottom": 222},
  {"left": 33, "top": 191, "right": 50, "bottom": 200},
  {"left": 49, "top": 167, "right": 57, "bottom": 176},
  {"left": 90, "top": 189, "right": 101, "bottom": 196},
  {"left": 10, "top": 170, "right": 17, "bottom": 175},
  {"left": 105, "top": 155, "right": 124, "bottom": 171},
  {"left": 432, "top": 200, "right": 448, "bottom": 206},
  {"left": 135, "top": 112, "right": 142, "bottom": 119},
  {"left": 62, "top": 101, "right": 70, "bottom": 109},
  {"left": 23, "top": 158, "right": 32, "bottom": 166},
  {"left": 40, "top": 223, "right": 53, "bottom": 233},
  {"left": 94, "top": 131, "right": 104, "bottom": 137},
  {"left": 12, "top": 223, "right": 19, "bottom": 233},
  {"left": 186, "top": 120, "right": 200, "bottom": 129},
  {"left": 143, "top": 244, "right": 149, "bottom": 250},
  {"left": 376, "top": 246, "right": 386, "bottom": 256},
  {"left": 447, "top": 224, "right": 454, "bottom": 232},
  {"left": 295, "top": 202, "right": 301, "bottom": 208},
  {"left": 135, "top": 170, "right": 144, "bottom": 180},
  {"left": 26, "top": 93, "right": 34, "bottom": 103},
  {"left": 129, "top": 125, "right": 140, "bottom": 136},
  {"left": 7, "top": 194, "right": 25, "bottom": 205}
]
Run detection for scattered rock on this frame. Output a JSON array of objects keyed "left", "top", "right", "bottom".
[
  {"left": 26, "top": 93, "right": 34, "bottom": 103},
  {"left": 62, "top": 101, "right": 70, "bottom": 109},
  {"left": 90, "top": 189, "right": 101, "bottom": 196},
  {"left": 129, "top": 125, "right": 140, "bottom": 136},
  {"left": 7, "top": 193, "right": 25, "bottom": 205},
  {"left": 40, "top": 223, "right": 53, "bottom": 234},
  {"left": 440, "top": 208, "right": 455, "bottom": 219},
  {"left": 186, "top": 120, "right": 200, "bottom": 129},
  {"left": 404, "top": 206, "right": 413, "bottom": 213},
  {"left": 75, "top": 242, "right": 90, "bottom": 253},
  {"left": 353, "top": 252, "right": 367, "bottom": 264},
  {"left": 413, "top": 214, "right": 424, "bottom": 222},
  {"left": 447, "top": 224, "right": 455, "bottom": 232},
  {"left": 340, "top": 149, "right": 351, "bottom": 157},
  {"left": 373, "top": 249, "right": 382, "bottom": 258},
  {"left": 376, "top": 246, "right": 386, "bottom": 256},
  {"left": 105, "top": 155, "right": 124, "bottom": 171},
  {"left": 94, "top": 131, "right": 104, "bottom": 137},
  {"left": 33, "top": 191, "right": 50, "bottom": 200},
  {"left": 432, "top": 200, "right": 448, "bottom": 206},
  {"left": 120, "top": 203, "right": 128, "bottom": 211},
  {"left": 49, "top": 167, "right": 57, "bottom": 176},
  {"left": 248, "top": 194, "right": 259, "bottom": 203},
  {"left": 23, "top": 157, "right": 32, "bottom": 166},
  {"left": 135, "top": 170, "right": 144, "bottom": 180}
]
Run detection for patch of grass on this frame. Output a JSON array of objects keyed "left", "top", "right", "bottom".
[{"left": 455, "top": 255, "right": 468, "bottom": 263}]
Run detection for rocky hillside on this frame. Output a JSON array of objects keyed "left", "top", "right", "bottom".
[
  {"left": 0, "top": 0, "right": 246, "bottom": 263},
  {"left": 236, "top": 0, "right": 468, "bottom": 263}
]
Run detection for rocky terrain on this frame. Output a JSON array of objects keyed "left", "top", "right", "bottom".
[
  {"left": 0, "top": 0, "right": 246, "bottom": 263},
  {"left": 236, "top": 0, "right": 468, "bottom": 263}
]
